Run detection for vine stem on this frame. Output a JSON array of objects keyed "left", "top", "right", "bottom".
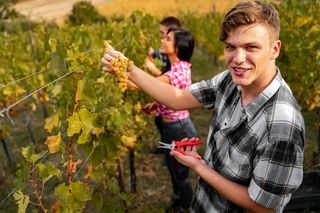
[
  {"left": 68, "top": 73, "right": 81, "bottom": 184},
  {"left": 31, "top": 162, "right": 47, "bottom": 212}
]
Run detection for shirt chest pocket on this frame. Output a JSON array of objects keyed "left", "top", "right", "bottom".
[{"left": 213, "top": 131, "right": 254, "bottom": 183}]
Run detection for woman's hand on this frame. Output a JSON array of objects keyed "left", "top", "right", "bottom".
[
  {"left": 143, "top": 59, "right": 162, "bottom": 76},
  {"left": 170, "top": 137, "right": 207, "bottom": 170},
  {"left": 142, "top": 102, "right": 157, "bottom": 115},
  {"left": 143, "top": 59, "right": 156, "bottom": 70}
]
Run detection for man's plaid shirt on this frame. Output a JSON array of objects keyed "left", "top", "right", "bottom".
[{"left": 189, "top": 69, "right": 305, "bottom": 213}]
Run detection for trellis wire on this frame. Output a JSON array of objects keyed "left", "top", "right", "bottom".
[
  {"left": 0, "top": 65, "right": 84, "bottom": 125},
  {"left": 0, "top": 68, "right": 48, "bottom": 90},
  {"left": 0, "top": 152, "right": 50, "bottom": 206}
]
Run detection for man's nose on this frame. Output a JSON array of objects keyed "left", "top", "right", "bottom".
[{"left": 233, "top": 49, "right": 246, "bottom": 64}]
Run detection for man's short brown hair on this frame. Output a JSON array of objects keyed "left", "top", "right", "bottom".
[
  {"left": 220, "top": 1, "right": 280, "bottom": 44},
  {"left": 160, "top": 16, "right": 181, "bottom": 28}
]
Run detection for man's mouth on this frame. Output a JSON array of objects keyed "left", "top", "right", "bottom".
[
  {"left": 233, "top": 67, "right": 250, "bottom": 76},
  {"left": 234, "top": 68, "right": 248, "bottom": 72}
]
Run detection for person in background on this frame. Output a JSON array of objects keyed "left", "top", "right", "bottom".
[
  {"left": 102, "top": 1, "right": 305, "bottom": 212},
  {"left": 112, "top": 28, "right": 197, "bottom": 213},
  {"left": 145, "top": 16, "right": 181, "bottom": 76},
  {"left": 144, "top": 16, "right": 181, "bottom": 157}
]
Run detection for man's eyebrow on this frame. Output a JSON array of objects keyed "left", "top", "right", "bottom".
[{"left": 223, "top": 41, "right": 261, "bottom": 46}]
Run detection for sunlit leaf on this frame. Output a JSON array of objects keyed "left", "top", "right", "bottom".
[
  {"left": 45, "top": 114, "right": 59, "bottom": 133},
  {"left": 67, "top": 113, "right": 81, "bottom": 136},
  {"left": 45, "top": 132, "right": 62, "bottom": 154},
  {"left": 13, "top": 190, "right": 29, "bottom": 213}
]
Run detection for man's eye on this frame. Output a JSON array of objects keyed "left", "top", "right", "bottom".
[
  {"left": 225, "top": 46, "right": 235, "bottom": 49},
  {"left": 247, "top": 46, "right": 256, "bottom": 49}
]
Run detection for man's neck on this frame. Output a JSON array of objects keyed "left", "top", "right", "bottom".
[{"left": 240, "top": 66, "right": 278, "bottom": 107}]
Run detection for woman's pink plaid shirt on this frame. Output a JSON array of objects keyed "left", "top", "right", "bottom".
[{"left": 155, "top": 61, "right": 192, "bottom": 120}]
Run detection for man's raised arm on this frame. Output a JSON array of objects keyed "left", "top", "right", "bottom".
[{"left": 101, "top": 51, "right": 203, "bottom": 111}]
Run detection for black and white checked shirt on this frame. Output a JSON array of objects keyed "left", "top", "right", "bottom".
[{"left": 189, "top": 69, "right": 305, "bottom": 213}]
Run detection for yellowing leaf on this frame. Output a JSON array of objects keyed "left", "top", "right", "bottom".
[
  {"left": 45, "top": 114, "right": 59, "bottom": 133},
  {"left": 31, "top": 103, "right": 37, "bottom": 111},
  {"left": 70, "top": 158, "right": 83, "bottom": 174},
  {"left": 92, "top": 127, "right": 105, "bottom": 137},
  {"left": 13, "top": 190, "right": 29, "bottom": 213},
  {"left": 45, "top": 132, "right": 62, "bottom": 154},
  {"left": 120, "top": 135, "right": 136, "bottom": 148},
  {"left": 134, "top": 101, "right": 142, "bottom": 113},
  {"left": 135, "top": 114, "right": 141, "bottom": 123}
]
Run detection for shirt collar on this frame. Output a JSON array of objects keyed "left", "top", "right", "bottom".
[
  {"left": 170, "top": 61, "right": 192, "bottom": 71},
  {"left": 243, "top": 67, "right": 283, "bottom": 120}
]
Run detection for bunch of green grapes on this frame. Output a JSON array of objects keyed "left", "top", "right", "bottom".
[{"left": 110, "top": 57, "right": 134, "bottom": 92}]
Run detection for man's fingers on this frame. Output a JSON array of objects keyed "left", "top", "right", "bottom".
[
  {"left": 102, "top": 53, "right": 114, "bottom": 61},
  {"left": 101, "top": 57, "right": 110, "bottom": 65}
]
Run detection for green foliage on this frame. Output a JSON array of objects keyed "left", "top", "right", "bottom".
[
  {"left": 13, "top": 161, "right": 30, "bottom": 190},
  {"left": 273, "top": 0, "right": 320, "bottom": 112},
  {"left": 54, "top": 182, "right": 91, "bottom": 212},
  {"left": 68, "top": 1, "right": 106, "bottom": 26}
]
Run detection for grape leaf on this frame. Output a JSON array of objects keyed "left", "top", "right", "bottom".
[
  {"left": 13, "top": 190, "right": 29, "bottom": 213},
  {"left": 44, "top": 33, "right": 51, "bottom": 52},
  {"left": 78, "top": 108, "right": 100, "bottom": 134},
  {"left": 59, "top": 106, "right": 69, "bottom": 120},
  {"left": 30, "top": 150, "right": 48, "bottom": 163},
  {"left": 88, "top": 167, "right": 107, "bottom": 182},
  {"left": 13, "top": 161, "right": 30, "bottom": 190},
  {"left": 110, "top": 109, "right": 126, "bottom": 128},
  {"left": 52, "top": 82, "right": 63, "bottom": 97},
  {"left": 22, "top": 146, "right": 34, "bottom": 162},
  {"left": 101, "top": 197, "right": 116, "bottom": 213},
  {"left": 91, "top": 192, "right": 102, "bottom": 211},
  {"left": 54, "top": 184, "right": 72, "bottom": 211},
  {"left": 45, "top": 114, "right": 59, "bottom": 133},
  {"left": 69, "top": 182, "right": 91, "bottom": 202},
  {"left": 45, "top": 132, "right": 62, "bottom": 154},
  {"left": 74, "top": 26, "right": 91, "bottom": 47},
  {"left": 90, "top": 36, "right": 105, "bottom": 61},
  {"left": 67, "top": 113, "right": 81, "bottom": 136},
  {"left": 36, "top": 163, "right": 61, "bottom": 183},
  {"left": 78, "top": 79, "right": 97, "bottom": 105},
  {"left": 47, "top": 45, "right": 67, "bottom": 75},
  {"left": 77, "top": 132, "right": 91, "bottom": 144}
]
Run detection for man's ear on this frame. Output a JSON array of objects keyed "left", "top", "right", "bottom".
[{"left": 271, "top": 40, "right": 281, "bottom": 59}]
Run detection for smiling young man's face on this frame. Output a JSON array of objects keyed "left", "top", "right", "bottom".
[{"left": 223, "top": 24, "right": 281, "bottom": 90}]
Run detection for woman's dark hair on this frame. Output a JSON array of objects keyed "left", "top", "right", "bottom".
[{"left": 167, "top": 28, "right": 194, "bottom": 62}]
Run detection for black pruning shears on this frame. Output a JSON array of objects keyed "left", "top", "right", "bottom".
[{"left": 158, "top": 141, "right": 202, "bottom": 160}]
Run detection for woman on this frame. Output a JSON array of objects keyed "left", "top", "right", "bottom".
[{"left": 102, "top": 28, "right": 197, "bottom": 213}]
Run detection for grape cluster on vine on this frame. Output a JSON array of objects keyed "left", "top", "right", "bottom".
[{"left": 110, "top": 57, "right": 134, "bottom": 92}]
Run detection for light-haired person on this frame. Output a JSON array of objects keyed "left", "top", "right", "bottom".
[{"left": 102, "top": 1, "right": 304, "bottom": 212}]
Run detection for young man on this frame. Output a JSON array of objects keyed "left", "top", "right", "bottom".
[
  {"left": 144, "top": 16, "right": 181, "bottom": 76},
  {"left": 102, "top": 1, "right": 305, "bottom": 212}
]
